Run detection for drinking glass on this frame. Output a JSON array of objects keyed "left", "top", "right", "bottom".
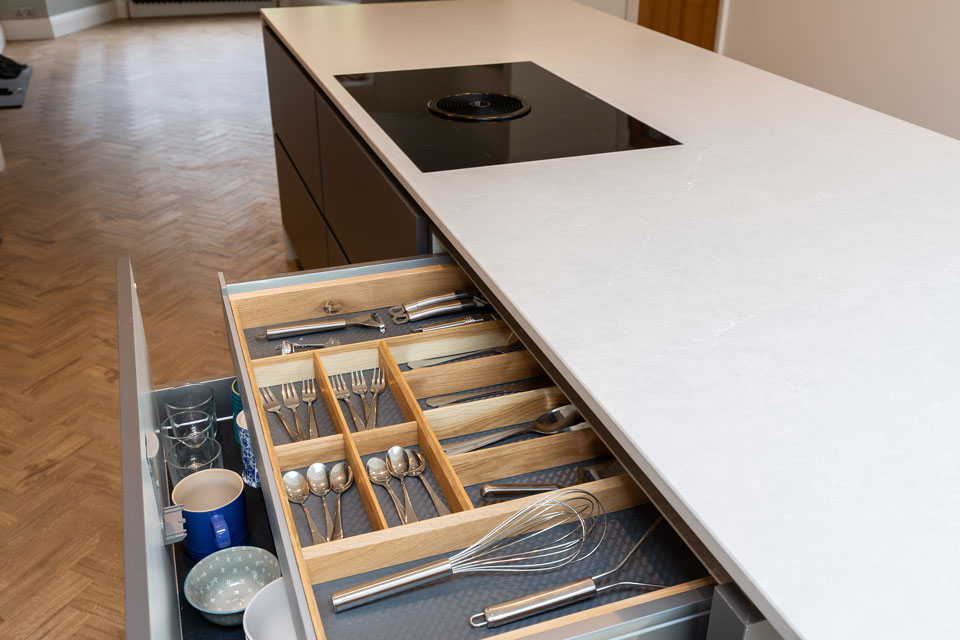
[
  {"left": 164, "top": 383, "right": 217, "bottom": 437},
  {"left": 160, "top": 410, "right": 214, "bottom": 452},
  {"left": 167, "top": 437, "right": 223, "bottom": 486}
]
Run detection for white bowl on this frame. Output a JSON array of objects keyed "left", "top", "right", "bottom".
[
  {"left": 183, "top": 546, "right": 281, "bottom": 626},
  {"left": 243, "top": 577, "right": 297, "bottom": 639}
]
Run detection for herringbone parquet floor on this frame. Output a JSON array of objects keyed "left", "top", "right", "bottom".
[{"left": 0, "top": 15, "right": 287, "bottom": 638}]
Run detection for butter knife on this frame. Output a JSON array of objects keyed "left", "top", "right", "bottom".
[{"left": 424, "top": 377, "right": 551, "bottom": 408}]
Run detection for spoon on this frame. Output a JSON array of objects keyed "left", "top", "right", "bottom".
[
  {"left": 283, "top": 470, "right": 325, "bottom": 545},
  {"left": 442, "top": 404, "right": 583, "bottom": 456},
  {"left": 328, "top": 462, "right": 353, "bottom": 541},
  {"left": 405, "top": 448, "right": 450, "bottom": 516},
  {"left": 306, "top": 462, "right": 334, "bottom": 539},
  {"left": 365, "top": 457, "right": 405, "bottom": 523},
  {"left": 386, "top": 446, "right": 418, "bottom": 524}
]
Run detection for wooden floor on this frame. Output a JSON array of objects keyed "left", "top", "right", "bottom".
[{"left": 0, "top": 16, "right": 286, "bottom": 638}]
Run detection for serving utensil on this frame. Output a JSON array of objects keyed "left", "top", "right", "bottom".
[
  {"left": 442, "top": 405, "right": 583, "bottom": 456},
  {"left": 330, "top": 488, "right": 606, "bottom": 612},
  {"left": 469, "top": 516, "right": 665, "bottom": 628}
]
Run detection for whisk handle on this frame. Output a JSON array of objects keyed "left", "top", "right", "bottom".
[
  {"left": 469, "top": 578, "right": 597, "bottom": 628},
  {"left": 331, "top": 559, "right": 453, "bottom": 612}
]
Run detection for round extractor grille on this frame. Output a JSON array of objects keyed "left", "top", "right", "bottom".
[{"left": 427, "top": 92, "right": 531, "bottom": 122}]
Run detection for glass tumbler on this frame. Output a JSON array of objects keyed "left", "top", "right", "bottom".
[
  {"left": 160, "top": 410, "right": 214, "bottom": 452},
  {"left": 164, "top": 383, "right": 217, "bottom": 437},
  {"left": 167, "top": 437, "right": 223, "bottom": 486}
]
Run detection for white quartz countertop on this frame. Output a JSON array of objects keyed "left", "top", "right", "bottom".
[{"left": 263, "top": 2, "right": 960, "bottom": 637}]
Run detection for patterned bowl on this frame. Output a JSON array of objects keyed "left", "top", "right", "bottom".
[{"left": 183, "top": 546, "right": 281, "bottom": 626}]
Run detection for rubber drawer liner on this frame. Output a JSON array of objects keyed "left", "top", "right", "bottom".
[{"left": 312, "top": 505, "right": 705, "bottom": 640}]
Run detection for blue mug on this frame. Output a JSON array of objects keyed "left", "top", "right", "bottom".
[{"left": 172, "top": 468, "right": 248, "bottom": 560}]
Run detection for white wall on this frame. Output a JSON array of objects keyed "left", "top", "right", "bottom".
[{"left": 718, "top": 0, "right": 960, "bottom": 140}]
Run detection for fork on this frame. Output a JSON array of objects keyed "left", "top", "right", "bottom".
[
  {"left": 366, "top": 368, "right": 385, "bottom": 429},
  {"left": 260, "top": 386, "right": 300, "bottom": 442},
  {"left": 351, "top": 371, "right": 370, "bottom": 423},
  {"left": 331, "top": 374, "right": 366, "bottom": 431},
  {"left": 301, "top": 379, "right": 319, "bottom": 439},
  {"left": 281, "top": 382, "right": 306, "bottom": 441}
]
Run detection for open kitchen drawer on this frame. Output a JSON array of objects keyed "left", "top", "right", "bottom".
[{"left": 221, "top": 255, "right": 719, "bottom": 640}]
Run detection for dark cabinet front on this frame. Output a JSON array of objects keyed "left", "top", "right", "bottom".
[
  {"left": 314, "top": 93, "right": 429, "bottom": 264},
  {"left": 274, "top": 139, "right": 329, "bottom": 270},
  {"left": 263, "top": 26, "right": 430, "bottom": 268}
]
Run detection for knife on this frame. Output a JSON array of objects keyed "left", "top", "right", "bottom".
[{"left": 424, "top": 377, "right": 551, "bottom": 408}]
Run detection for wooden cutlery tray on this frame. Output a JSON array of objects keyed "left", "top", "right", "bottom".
[{"left": 224, "top": 260, "right": 713, "bottom": 639}]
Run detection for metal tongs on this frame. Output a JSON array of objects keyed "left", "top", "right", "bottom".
[
  {"left": 254, "top": 312, "right": 385, "bottom": 341},
  {"left": 468, "top": 516, "right": 666, "bottom": 629},
  {"left": 389, "top": 290, "right": 489, "bottom": 325}
]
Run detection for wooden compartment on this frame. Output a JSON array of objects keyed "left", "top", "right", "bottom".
[{"left": 224, "top": 260, "right": 714, "bottom": 639}]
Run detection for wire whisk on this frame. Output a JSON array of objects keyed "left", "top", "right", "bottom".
[
  {"left": 331, "top": 488, "right": 606, "bottom": 612},
  {"left": 469, "top": 516, "right": 666, "bottom": 628}
]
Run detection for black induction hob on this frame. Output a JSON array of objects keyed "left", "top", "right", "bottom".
[{"left": 336, "top": 61, "right": 680, "bottom": 173}]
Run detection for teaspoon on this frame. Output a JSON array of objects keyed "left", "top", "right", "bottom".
[
  {"left": 306, "top": 462, "right": 334, "bottom": 540},
  {"left": 405, "top": 448, "right": 450, "bottom": 516},
  {"left": 386, "top": 446, "right": 418, "bottom": 524},
  {"left": 328, "top": 462, "right": 353, "bottom": 541},
  {"left": 283, "top": 471, "right": 325, "bottom": 545},
  {"left": 366, "top": 457, "right": 405, "bottom": 523}
]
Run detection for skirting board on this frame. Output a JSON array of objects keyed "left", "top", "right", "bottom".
[
  {"left": 1, "top": 1, "right": 117, "bottom": 41},
  {"left": 128, "top": 1, "right": 276, "bottom": 18}
]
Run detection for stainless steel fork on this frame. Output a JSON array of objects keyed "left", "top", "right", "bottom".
[
  {"left": 281, "top": 382, "right": 306, "bottom": 441},
  {"left": 301, "top": 378, "right": 318, "bottom": 439},
  {"left": 260, "top": 386, "right": 299, "bottom": 442},
  {"left": 350, "top": 371, "right": 370, "bottom": 423},
  {"left": 366, "top": 368, "right": 385, "bottom": 429},
  {"left": 331, "top": 374, "right": 366, "bottom": 431}
]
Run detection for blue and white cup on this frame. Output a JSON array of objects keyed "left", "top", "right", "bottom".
[
  {"left": 235, "top": 411, "right": 260, "bottom": 488},
  {"left": 172, "top": 468, "right": 248, "bottom": 560}
]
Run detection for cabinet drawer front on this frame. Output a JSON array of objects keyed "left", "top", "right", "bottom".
[
  {"left": 118, "top": 259, "right": 183, "bottom": 639},
  {"left": 263, "top": 27, "right": 323, "bottom": 203},
  {"left": 315, "top": 92, "right": 428, "bottom": 264},
  {"left": 221, "top": 257, "right": 713, "bottom": 640},
  {"left": 275, "top": 138, "right": 330, "bottom": 270}
]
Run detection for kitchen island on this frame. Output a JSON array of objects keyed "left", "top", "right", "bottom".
[{"left": 261, "top": 1, "right": 960, "bottom": 638}]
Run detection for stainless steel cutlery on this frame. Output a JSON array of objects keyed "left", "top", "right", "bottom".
[
  {"left": 442, "top": 405, "right": 584, "bottom": 456},
  {"left": 367, "top": 446, "right": 450, "bottom": 523},
  {"left": 366, "top": 368, "right": 385, "bottom": 429},
  {"left": 261, "top": 381, "right": 322, "bottom": 441},
  {"left": 424, "top": 377, "right": 551, "bottom": 408},
  {"left": 411, "top": 313, "right": 497, "bottom": 333},
  {"left": 260, "top": 386, "right": 299, "bottom": 443},
  {"left": 255, "top": 312, "right": 385, "bottom": 340},
  {"left": 301, "top": 379, "right": 319, "bottom": 439},
  {"left": 469, "top": 516, "right": 665, "bottom": 629},
  {"left": 405, "top": 340, "right": 523, "bottom": 369},
  {"left": 330, "top": 369, "right": 385, "bottom": 431},
  {"left": 331, "top": 374, "right": 366, "bottom": 431}
]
